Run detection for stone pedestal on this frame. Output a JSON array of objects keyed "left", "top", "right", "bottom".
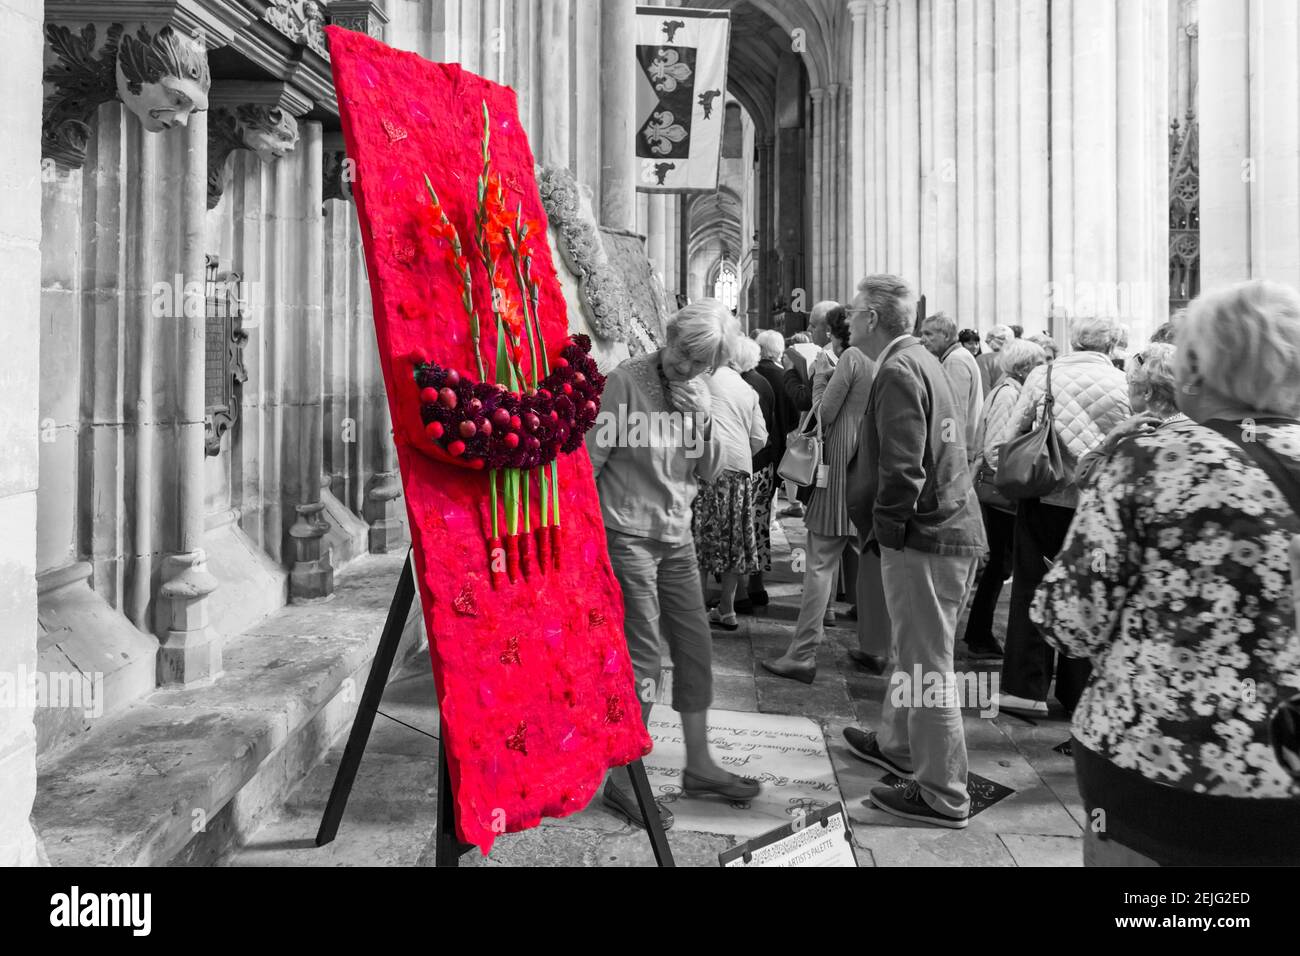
[
  {"left": 288, "top": 502, "right": 334, "bottom": 599},
  {"left": 364, "top": 471, "right": 405, "bottom": 553},
  {"left": 157, "top": 551, "right": 222, "bottom": 685}
]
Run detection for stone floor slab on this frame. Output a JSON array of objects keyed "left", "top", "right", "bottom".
[{"left": 644, "top": 706, "right": 839, "bottom": 841}]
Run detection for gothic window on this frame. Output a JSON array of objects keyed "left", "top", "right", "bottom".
[{"left": 713, "top": 260, "right": 739, "bottom": 312}]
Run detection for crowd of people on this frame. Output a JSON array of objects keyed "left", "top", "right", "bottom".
[{"left": 587, "top": 275, "right": 1300, "bottom": 865}]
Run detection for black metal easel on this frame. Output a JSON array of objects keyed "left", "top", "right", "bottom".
[{"left": 315, "top": 550, "right": 674, "bottom": 867}]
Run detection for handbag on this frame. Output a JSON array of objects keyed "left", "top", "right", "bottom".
[
  {"left": 995, "top": 363, "right": 1065, "bottom": 500},
  {"left": 1203, "top": 416, "right": 1300, "bottom": 781},
  {"left": 778, "top": 405, "right": 823, "bottom": 488}
]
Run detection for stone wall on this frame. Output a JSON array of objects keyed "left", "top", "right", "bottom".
[{"left": 0, "top": 0, "right": 46, "bottom": 867}]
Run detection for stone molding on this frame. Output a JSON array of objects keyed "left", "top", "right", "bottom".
[{"left": 327, "top": 0, "right": 388, "bottom": 40}]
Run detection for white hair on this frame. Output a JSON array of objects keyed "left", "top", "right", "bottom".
[
  {"left": 1180, "top": 279, "right": 1300, "bottom": 417},
  {"left": 728, "top": 335, "right": 761, "bottom": 373},
  {"left": 666, "top": 298, "right": 740, "bottom": 368},
  {"left": 987, "top": 324, "right": 1013, "bottom": 346},
  {"left": 755, "top": 329, "right": 784, "bottom": 362},
  {"left": 1126, "top": 342, "right": 1178, "bottom": 415},
  {"left": 1069, "top": 315, "right": 1123, "bottom": 353},
  {"left": 923, "top": 311, "right": 957, "bottom": 340},
  {"left": 998, "top": 338, "right": 1047, "bottom": 380},
  {"left": 855, "top": 274, "right": 915, "bottom": 338}
]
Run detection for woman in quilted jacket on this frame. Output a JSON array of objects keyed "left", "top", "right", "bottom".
[
  {"left": 996, "top": 316, "right": 1131, "bottom": 718},
  {"left": 962, "top": 339, "right": 1047, "bottom": 660},
  {"left": 1033, "top": 279, "right": 1300, "bottom": 865}
]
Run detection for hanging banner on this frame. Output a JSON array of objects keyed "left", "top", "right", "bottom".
[{"left": 635, "top": 5, "right": 731, "bottom": 193}]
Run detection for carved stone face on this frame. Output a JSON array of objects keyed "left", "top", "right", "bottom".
[
  {"left": 238, "top": 106, "right": 300, "bottom": 162},
  {"left": 115, "top": 25, "right": 210, "bottom": 132},
  {"left": 118, "top": 72, "right": 209, "bottom": 130}
]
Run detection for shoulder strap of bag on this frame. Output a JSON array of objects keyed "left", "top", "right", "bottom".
[{"left": 1203, "top": 418, "right": 1300, "bottom": 516}]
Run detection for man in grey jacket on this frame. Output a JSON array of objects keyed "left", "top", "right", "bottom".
[{"left": 841, "top": 275, "right": 988, "bottom": 829}]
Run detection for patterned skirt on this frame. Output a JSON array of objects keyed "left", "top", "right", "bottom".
[
  {"left": 693, "top": 469, "right": 761, "bottom": 575},
  {"left": 750, "top": 464, "right": 776, "bottom": 571}
]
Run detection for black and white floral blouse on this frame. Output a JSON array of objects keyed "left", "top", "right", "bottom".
[{"left": 1033, "top": 418, "right": 1300, "bottom": 798}]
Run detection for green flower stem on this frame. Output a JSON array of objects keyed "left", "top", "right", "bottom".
[
  {"left": 489, "top": 468, "right": 499, "bottom": 539},
  {"left": 423, "top": 175, "right": 485, "bottom": 381}
]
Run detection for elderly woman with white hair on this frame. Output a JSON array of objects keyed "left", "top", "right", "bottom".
[
  {"left": 1034, "top": 279, "right": 1300, "bottom": 865},
  {"left": 996, "top": 315, "right": 1131, "bottom": 718},
  {"left": 588, "top": 299, "right": 761, "bottom": 828},
  {"left": 978, "top": 324, "right": 1014, "bottom": 395},
  {"left": 1074, "top": 342, "right": 1188, "bottom": 486},
  {"left": 694, "top": 335, "right": 768, "bottom": 629},
  {"left": 963, "top": 338, "right": 1047, "bottom": 660}
]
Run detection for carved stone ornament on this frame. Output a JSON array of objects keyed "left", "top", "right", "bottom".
[
  {"left": 207, "top": 104, "right": 301, "bottom": 208},
  {"left": 43, "top": 22, "right": 210, "bottom": 169},
  {"left": 264, "top": 0, "right": 329, "bottom": 59},
  {"left": 322, "top": 150, "right": 354, "bottom": 203},
  {"left": 327, "top": 1, "right": 389, "bottom": 40},
  {"left": 204, "top": 255, "right": 250, "bottom": 457},
  {"left": 536, "top": 164, "right": 635, "bottom": 344}
]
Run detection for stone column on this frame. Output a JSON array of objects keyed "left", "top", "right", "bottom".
[
  {"left": 955, "top": 0, "right": 977, "bottom": 322},
  {"left": 155, "top": 111, "right": 222, "bottom": 684},
  {"left": 1049, "top": 0, "right": 1073, "bottom": 338},
  {"left": 284, "top": 120, "right": 334, "bottom": 598},
  {"left": 809, "top": 87, "right": 824, "bottom": 299},
  {"left": 974, "top": 0, "right": 996, "bottom": 325},
  {"left": 871, "top": 0, "right": 887, "bottom": 273},
  {"left": 0, "top": 0, "right": 44, "bottom": 867},
  {"left": 1201, "top": 0, "right": 1299, "bottom": 290},
  {"left": 932, "top": 0, "right": 958, "bottom": 314},
  {"left": 540, "top": 0, "right": 571, "bottom": 171},
  {"left": 573, "top": 0, "right": 602, "bottom": 197},
  {"left": 849, "top": 1, "right": 869, "bottom": 280},
  {"left": 885, "top": 0, "right": 901, "bottom": 273},
  {"left": 599, "top": 0, "right": 636, "bottom": 229},
  {"left": 899, "top": 0, "right": 921, "bottom": 286},
  {"left": 650, "top": 195, "right": 668, "bottom": 285},
  {"left": 757, "top": 135, "right": 774, "bottom": 326},
  {"left": 993, "top": 0, "right": 1020, "bottom": 326},
  {"left": 1019, "top": 0, "right": 1050, "bottom": 327},
  {"left": 825, "top": 84, "right": 841, "bottom": 293},
  {"left": 481, "top": 0, "right": 502, "bottom": 82}
]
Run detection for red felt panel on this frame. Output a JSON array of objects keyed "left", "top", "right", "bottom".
[{"left": 326, "top": 26, "right": 650, "bottom": 853}]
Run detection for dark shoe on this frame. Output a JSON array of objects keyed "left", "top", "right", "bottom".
[
  {"left": 761, "top": 656, "right": 816, "bottom": 684},
  {"left": 965, "top": 640, "right": 1004, "bottom": 661},
  {"left": 823, "top": 609, "right": 837, "bottom": 627},
  {"left": 842, "top": 727, "right": 913, "bottom": 779},
  {"left": 747, "top": 589, "right": 769, "bottom": 608},
  {"left": 847, "top": 649, "right": 888, "bottom": 675},
  {"left": 682, "top": 769, "right": 761, "bottom": 801},
  {"left": 843, "top": 605, "right": 858, "bottom": 621},
  {"left": 869, "top": 781, "right": 969, "bottom": 829},
  {"left": 602, "top": 781, "right": 674, "bottom": 831},
  {"left": 778, "top": 504, "right": 804, "bottom": 518},
  {"left": 734, "top": 598, "right": 754, "bottom": 615}
]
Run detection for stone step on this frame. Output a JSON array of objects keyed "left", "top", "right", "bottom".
[{"left": 33, "top": 552, "right": 424, "bottom": 867}]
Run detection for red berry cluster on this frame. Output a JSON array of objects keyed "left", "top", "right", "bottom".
[{"left": 415, "top": 334, "right": 605, "bottom": 469}]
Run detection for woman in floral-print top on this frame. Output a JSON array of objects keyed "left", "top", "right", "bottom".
[{"left": 1033, "top": 279, "right": 1300, "bottom": 866}]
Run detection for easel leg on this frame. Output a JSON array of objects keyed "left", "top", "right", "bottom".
[
  {"left": 627, "top": 760, "right": 676, "bottom": 867},
  {"left": 315, "top": 551, "right": 415, "bottom": 847},
  {"left": 434, "top": 745, "right": 474, "bottom": 866}
]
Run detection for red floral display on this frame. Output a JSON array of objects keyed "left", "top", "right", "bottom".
[{"left": 326, "top": 26, "right": 651, "bottom": 854}]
